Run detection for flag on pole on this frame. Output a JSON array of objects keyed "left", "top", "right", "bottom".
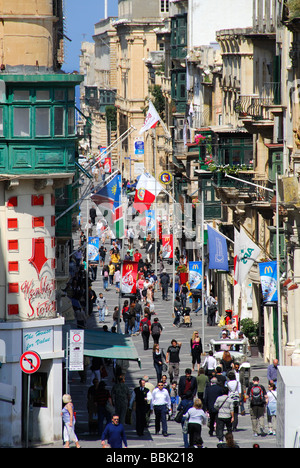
[
  {"left": 234, "top": 227, "right": 261, "bottom": 286},
  {"left": 91, "top": 174, "right": 124, "bottom": 238},
  {"left": 133, "top": 173, "right": 163, "bottom": 213},
  {"left": 139, "top": 101, "right": 160, "bottom": 135},
  {"left": 207, "top": 225, "right": 229, "bottom": 271}
]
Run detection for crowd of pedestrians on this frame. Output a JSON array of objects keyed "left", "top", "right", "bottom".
[{"left": 62, "top": 207, "right": 277, "bottom": 450}]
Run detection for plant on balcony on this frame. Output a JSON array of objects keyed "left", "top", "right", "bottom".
[
  {"left": 195, "top": 133, "right": 206, "bottom": 145},
  {"left": 204, "top": 158, "right": 253, "bottom": 175}
]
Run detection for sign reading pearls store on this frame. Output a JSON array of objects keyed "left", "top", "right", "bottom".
[{"left": 23, "top": 327, "right": 53, "bottom": 354}]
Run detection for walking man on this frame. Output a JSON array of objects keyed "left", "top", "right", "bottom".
[
  {"left": 96, "top": 292, "right": 106, "bottom": 323},
  {"left": 151, "top": 382, "right": 171, "bottom": 436},
  {"left": 246, "top": 376, "right": 268, "bottom": 437},
  {"left": 101, "top": 414, "right": 128, "bottom": 448},
  {"left": 166, "top": 339, "right": 182, "bottom": 383}
]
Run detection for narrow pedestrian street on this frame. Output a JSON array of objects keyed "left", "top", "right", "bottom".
[{"left": 43, "top": 212, "right": 277, "bottom": 449}]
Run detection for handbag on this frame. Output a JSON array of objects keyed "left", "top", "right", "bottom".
[
  {"left": 162, "top": 362, "right": 168, "bottom": 372},
  {"left": 106, "top": 400, "right": 115, "bottom": 415},
  {"left": 174, "top": 408, "right": 185, "bottom": 423}
]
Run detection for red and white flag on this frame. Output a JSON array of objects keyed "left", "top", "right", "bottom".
[
  {"left": 139, "top": 101, "right": 160, "bottom": 135},
  {"left": 133, "top": 173, "right": 163, "bottom": 213}
]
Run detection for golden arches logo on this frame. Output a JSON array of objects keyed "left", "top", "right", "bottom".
[
  {"left": 125, "top": 264, "right": 134, "bottom": 271},
  {"left": 192, "top": 264, "right": 199, "bottom": 270},
  {"left": 264, "top": 266, "right": 273, "bottom": 275}
]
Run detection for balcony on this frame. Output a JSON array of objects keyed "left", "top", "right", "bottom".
[
  {"left": 212, "top": 170, "right": 255, "bottom": 199},
  {"left": 234, "top": 82, "right": 282, "bottom": 124}
]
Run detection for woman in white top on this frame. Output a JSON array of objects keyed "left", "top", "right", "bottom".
[
  {"left": 184, "top": 398, "right": 207, "bottom": 448},
  {"left": 267, "top": 382, "right": 277, "bottom": 435},
  {"left": 202, "top": 351, "right": 217, "bottom": 379}
]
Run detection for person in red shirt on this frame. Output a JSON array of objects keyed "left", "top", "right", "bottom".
[{"left": 134, "top": 249, "right": 142, "bottom": 263}]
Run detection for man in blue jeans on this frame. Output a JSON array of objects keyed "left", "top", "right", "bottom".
[
  {"left": 151, "top": 382, "right": 171, "bottom": 436},
  {"left": 96, "top": 292, "right": 106, "bottom": 323}
]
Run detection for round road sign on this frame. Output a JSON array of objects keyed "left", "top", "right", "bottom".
[{"left": 20, "top": 351, "right": 41, "bottom": 374}]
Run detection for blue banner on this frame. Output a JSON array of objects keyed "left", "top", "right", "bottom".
[
  {"left": 259, "top": 261, "right": 278, "bottom": 303},
  {"left": 207, "top": 225, "right": 229, "bottom": 271},
  {"left": 189, "top": 261, "right": 202, "bottom": 290},
  {"left": 88, "top": 237, "right": 99, "bottom": 262}
]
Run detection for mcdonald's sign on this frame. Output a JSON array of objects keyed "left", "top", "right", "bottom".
[{"left": 259, "top": 261, "right": 278, "bottom": 303}]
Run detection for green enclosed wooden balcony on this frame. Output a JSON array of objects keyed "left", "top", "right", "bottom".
[{"left": 0, "top": 73, "right": 83, "bottom": 175}]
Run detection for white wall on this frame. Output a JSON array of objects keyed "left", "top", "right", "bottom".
[{"left": 189, "top": 0, "right": 253, "bottom": 48}]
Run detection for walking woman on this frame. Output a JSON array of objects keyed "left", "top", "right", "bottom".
[
  {"left": 183, "top": 398, "right": 207, "bottom": 448},
  {"left": 61, "top": 394, "right": 81, "bottom": 448},
  {"left": 190, "top": 330, "right": 203, "bottom": 372},
  {"left": 153, "top": 343, "right": 166, "bottom": 383}
]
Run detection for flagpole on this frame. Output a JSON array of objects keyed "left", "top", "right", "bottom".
[
  {"left": 276, "top": 173, "right": 283, "bottom": 364},
  {"left": 201, "top": 187, "right": 205, "bottom": 350},
  {"left": 86, "top": 197, "right": 89, "bottom": 317},
  {"left": 153, "top": 128, "right": 158, "bottom": 280},
  {"left": 172, "top": 176, "right": 175, "bottom": 312}
]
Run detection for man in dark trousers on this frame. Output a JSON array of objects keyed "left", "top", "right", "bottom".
[
  {"left": 178, "top": 368, "right": 197, "bottom": 400},
  {"left": 203, "top": 377, "right": 224, "bottom": 437},
  {"left": 140, "top": 314, "right": 152, "bottom": 350},
  {"left": 129, "top": 379, "right": 151, "bottom": 436},
  {"left": 89, "top": 206, "right": 97, "bottom": 225},
  {"left": 160, "top": 269, "right": 170, "bottom": 300}
]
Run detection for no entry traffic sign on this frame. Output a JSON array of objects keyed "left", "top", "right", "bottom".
[{"left": 20, "top": 351, "right": 41, "bottom": 374}]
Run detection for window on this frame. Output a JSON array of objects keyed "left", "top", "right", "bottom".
[
  {"left": 161, "top": 0, "right": 169, "bottom": 12},
  {"left": 36, "top": 108, "right": 50, "bottom": 136},
  {"left": 68, "top": 107, "right": 75, "bottom": 135},
  {"left": 36, "top": 90, "right": 50, "bottom": 101},
  {"left": 54, "top": 107, "right": 65, "bottom": 136},
  {"left": 14, "top": 108, "right": 30, "bottom": 136},
  {"left": 14, "top": 90, "right": 30, "bottom": 101},
  {"left": 54, "top": 89, "right": 65, "bottom": 101},
  {"left": 0, "top": 108, "right": 3, "bottom": 136}
]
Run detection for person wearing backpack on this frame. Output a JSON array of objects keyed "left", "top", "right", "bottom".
[
  {"left": 140, "top": 314, "right": 152, "bottom": 350},
  {"left": 151, "top": 317, "right": 163, "bottom": 345},
  {"left": 246, "top": 376, "right": 268, "bottom": 437}
]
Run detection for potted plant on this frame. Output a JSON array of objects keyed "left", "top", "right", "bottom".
[{"left": 240, "top": 318, "right": 260, "bottom": 357}]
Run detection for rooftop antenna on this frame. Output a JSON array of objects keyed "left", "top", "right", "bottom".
[{"left": 104, "top": 0, "right": 108, "bottom": 19}]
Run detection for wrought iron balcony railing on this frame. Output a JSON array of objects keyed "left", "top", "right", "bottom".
[{"left": 234, "top": 82, "right": 281, "bottom": 120}]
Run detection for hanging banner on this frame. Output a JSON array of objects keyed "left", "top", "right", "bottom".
[
  {"left": 162, "top": 234, "right": 173, "bottom": 259},
  {"left": 88, "top": 237, "right": 99, "bottom": 262},
  {"left": 207, "top": 224, "right": 229, "bottom": 271},
  {"left": 259, "top": 261, "right": 278, "bottom": 303},
  {"left": 121, "top": 262, "right": 138, "bottom": 294},
  {"left": 104, "top": 157, "right": 112, "bottom": 174},
  {"left": 189, "top": 261, "right": 203, "bottom": 290}
]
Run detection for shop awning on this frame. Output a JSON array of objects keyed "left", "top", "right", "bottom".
[{"left": 84, "top": 330, "right": 141, "bottom": 366}]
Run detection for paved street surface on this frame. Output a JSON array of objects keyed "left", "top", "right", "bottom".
[{"left": 38, "top": 227, "right": 277, "bottom": 450}]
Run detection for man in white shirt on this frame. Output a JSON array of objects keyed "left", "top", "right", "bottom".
[{"left": 151, "top": 382, "right": 171, "bottom": 436}]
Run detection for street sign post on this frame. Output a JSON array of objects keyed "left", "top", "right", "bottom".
[
  {"left": 20, "top": 350, "right": 41, "bottom": 448},
  {"left": 20, "top": 351, "right": 41, "bottom": 375}
]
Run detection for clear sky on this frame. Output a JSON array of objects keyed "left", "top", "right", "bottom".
[{"left": 62, "top": 0, "right": 118, "bottom": 73}]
